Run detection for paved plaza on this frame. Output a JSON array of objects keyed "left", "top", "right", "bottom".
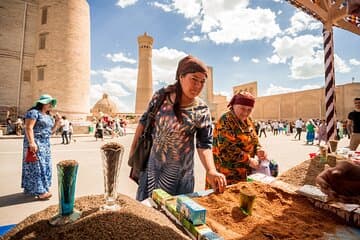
[{"left": 0, "top": 127, "right": 351, "bottom": 226}]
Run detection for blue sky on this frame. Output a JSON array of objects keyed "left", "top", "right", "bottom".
[{"left": 88, "top": 0, "right": 360, "bottom": 113}]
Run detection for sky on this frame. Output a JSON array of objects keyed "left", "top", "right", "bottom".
[{"left": 88, "top": 0, "right": 360, "bottom": 113}]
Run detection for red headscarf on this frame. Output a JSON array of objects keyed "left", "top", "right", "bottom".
[{"left": 228, "top": 91, "right": 255, "bottom": 108}]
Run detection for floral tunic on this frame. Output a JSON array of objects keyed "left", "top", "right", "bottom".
[
  {"left": 136, "top": 89, "right": 212, "bottom": 201},
  {"left": 210, "top": 110, "right": 259, "bottom": 186},
  {"left": 21, "top": 109, "right": 54, "bottom": 195}
]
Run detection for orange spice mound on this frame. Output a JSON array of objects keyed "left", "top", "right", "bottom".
[{"left": 195, "top": 181, "right": 345, "bottom": 240}]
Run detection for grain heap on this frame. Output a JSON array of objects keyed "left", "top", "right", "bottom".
[
  {"left": 2, "top": 194, "right": 189, "bottom": 240},
  {"left": 195, "top": 181, "right": 344, "bottom": 240}
]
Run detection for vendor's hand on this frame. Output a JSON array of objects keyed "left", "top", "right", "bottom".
[
  {"left": 29, "top": 142, "right": 38, "bottom": 153},
  {"left": 249, "top": 157, "right": 259, "bottom": 169},
  {"left": 316, "top": 160, "right": 360, "bottom": 197},
  {"left": 256, "top": 148, "right": 268, "bottom": 161},
  {"left": 206, "top": 169, "right": 227, "bottom": 193}
]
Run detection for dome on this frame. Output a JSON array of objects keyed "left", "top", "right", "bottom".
[{"left": 91, "top": 93, "right": 118, "bottom": 117}]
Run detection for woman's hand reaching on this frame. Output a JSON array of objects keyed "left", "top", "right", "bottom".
[{"left": 206, "top": 169, "right": 227, "bottom": 193}]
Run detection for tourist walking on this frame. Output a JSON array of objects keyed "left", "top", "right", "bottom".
[
  {"left": 259, "top": 121, "right": 267, "bottom": 137},
  {"left": 60, "top": 116, "right": 70, "bottom": 144},
  {"left": 68, "top": 122, "right": 73, "bottom": 143},
  {"left": 317, "top": 120, "right": 327, "bottom": 145},
  {"left": 21, "top": 94, "right": 60, "bottom": 200},
  {"left": 347, "top": 97, "right": 360, "bottom": 150},
  {"left": 95, "top": 119, "right": 104, "bottom": 141},
  {"left": 294, "top": 118, "right": 304, "bottom": 140},
  {"left": 130, "top": 55, "right": 226, "bottom": 201}
]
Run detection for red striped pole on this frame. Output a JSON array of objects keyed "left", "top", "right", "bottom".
[{"left": 323, "top": 26, "right": 336, "bottom": 141}]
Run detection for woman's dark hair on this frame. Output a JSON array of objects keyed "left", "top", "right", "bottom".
[{"left": 28, "top": 103, "right": 50, "bottom": 115}]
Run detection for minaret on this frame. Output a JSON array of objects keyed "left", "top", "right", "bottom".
[{"left": 135, "top": 33, "right": 154, "bottom": 114}]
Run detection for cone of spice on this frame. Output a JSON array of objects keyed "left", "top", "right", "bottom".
[
  {"left": 49, "top": 160, "right": 81, "bottom": 226},
  {"left": 100, "top": 142, "right": 125, "bottom": 211}
]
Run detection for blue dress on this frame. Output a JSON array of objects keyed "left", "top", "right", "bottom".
[{"left": 21, "top": 109, "right": 54, "bottom": 195}]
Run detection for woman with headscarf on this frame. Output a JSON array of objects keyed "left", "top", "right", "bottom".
[
  {"left": 208, "top": 91, "right": 269, "bottom": 185},
  {"left": 130, "top": 55, "right": 227, "bottom": 201},
  {"left": 22, "top": 94, "right": 61, "bottom": 200}
]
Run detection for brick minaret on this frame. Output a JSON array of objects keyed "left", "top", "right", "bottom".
[{"left": 135, "top": 33, "right": 153, "bottom": 114}]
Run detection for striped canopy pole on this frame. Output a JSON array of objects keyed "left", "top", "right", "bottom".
[{"left": 323, "top": 25, "right": 336, "bottom": 141}]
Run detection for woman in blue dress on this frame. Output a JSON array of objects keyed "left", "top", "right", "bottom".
[{"left": 21, "top": 94, "right": 61, "bottom": 200}]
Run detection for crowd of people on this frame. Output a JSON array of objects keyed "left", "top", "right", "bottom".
[
  {"left": 94, "top": 115, "right": 127, "bottom": 141},
  {"left": 253, "top": 118, "right": 351, "bottom": 145}
]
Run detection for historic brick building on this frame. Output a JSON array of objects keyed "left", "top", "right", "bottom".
[
  {"left": 0, "top": 0, "right": 90, "bottom": 121},
  {"left": 233, "top": 82, "right": 359, "bottom": 121}
]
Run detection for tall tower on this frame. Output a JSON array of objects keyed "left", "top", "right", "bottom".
[
  {"left": 33, "top": 0, "right": 90, "bottom": 119},
  {"left": 0, "top": 0, "right": 90, "bottom": 121},
  {"left": 135, "top": 33, "right": 153, "bottom": 114}
]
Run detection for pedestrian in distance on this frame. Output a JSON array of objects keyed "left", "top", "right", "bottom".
[
  {"left": 22, "top": 94, "right": 61, "bottom": 200},
  {"left": 347, "top": 97, "right": 360, "bottom": 151},
  {"left": 294, "top": 118, "right": 304, "bottom": 141},
  {"left": 130, "top": 55, "right": 227, "bottom": 201},
  {"left": 68, "top": 122, "right": 74, "bottom": 143},
  {"left": 60, "top": 116, "right": 70, "bottom": 144}
]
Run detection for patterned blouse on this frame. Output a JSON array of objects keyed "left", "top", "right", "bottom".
[
  {"left": 211, "top": 110, "right": 260, "bottom": 185},
  {"left": 137, "top": 88, "right": 213, "bottom": 200}
]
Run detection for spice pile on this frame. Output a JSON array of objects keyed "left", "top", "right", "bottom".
[
  {"left": 195, "top": 181, "right": 344, "bottom": 240},
  {"left": 277, "top": 158, "right": 327, "bottom": 187},
  {"left": 3, "top": 194, "right": 189, "bottom": 240}
]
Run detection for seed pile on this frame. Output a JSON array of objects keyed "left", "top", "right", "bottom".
[{"left": 2, "top": 194, "right": 189, "bottom": 240}]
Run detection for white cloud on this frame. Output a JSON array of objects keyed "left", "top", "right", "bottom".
[
  {"left": 106, "top": 52, "right": 136, "bottom": 64},
  {"left": 251, "top": 58, "right": 260, "bottom": 63},
  {"left": 183, "top": 35, "right": 201, "bottom": 42},
  {"left": 99, "top": 67, "right": 138, "bottom": 91},
  {"left": 267, "top": 35, "right": 350, "bottom": 79},
  {"left": 350, "top": 58, "right": 360, "bottom": 66},
  {"left": 154, "top": 1, "right": 281, "bottom": 44},
  {"left": 151, "top": 1, "right": 172, "bottom": 12},
  {"left": 173, "top": 0, "right": 202, "bottom": 19},
  {"left": 232, "top": 56, "right": 240, "bottom": 62},
  {"left": 264, "top": 83, "right": 321, "bottom": 96},
  {"left": 335, "top": 55, "right": 351, "bottom": 73},
  {"left": 90, "top": 47, "right": 189, "bottom": 113},
  {"left": 277, "top": 10, "right": 282, "bottom": 15},
  {"left": 116, "top": 0, "right": 138, "bottom": 8},
  {"left": 285, "top": 11, "right": 321, "bottom": 36},
  {"left": 90, "top": 70, "right": 98, "bottom": 75},
  {"left": 152, "top": 47, "right": 187, "bottom": 84},
  {"left": 267, "top": 54, "right": 283, "bottom": 64}
]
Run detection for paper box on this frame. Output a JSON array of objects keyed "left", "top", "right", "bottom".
[
  {"left": 152, "top": 188, "right": 173, "bottom": 206},
  {"left": 176, "top": 195, "right": 206, "bottom": 225}
]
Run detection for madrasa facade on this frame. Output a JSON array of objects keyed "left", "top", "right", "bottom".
[{"left": 0, "top": 0, "right": 90, "bottom": 121}]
